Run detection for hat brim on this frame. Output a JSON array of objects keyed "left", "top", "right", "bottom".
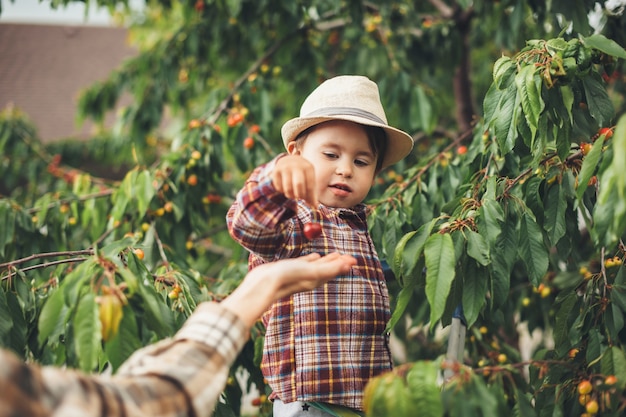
[{"left": 281, "top": 115, "right": 414, "bottom": 170}]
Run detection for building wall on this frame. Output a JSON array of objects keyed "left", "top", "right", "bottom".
[{"left": 0, "top": 23, "right": 137, "bottom": 142}]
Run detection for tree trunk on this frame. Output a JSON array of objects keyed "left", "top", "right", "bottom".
[{"left": 453, "top": 8, "right": 475, "bottom": 135}]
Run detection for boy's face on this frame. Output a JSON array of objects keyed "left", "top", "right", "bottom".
[{"left": 289, "top": 120, "right": 378, "bottom": 209}]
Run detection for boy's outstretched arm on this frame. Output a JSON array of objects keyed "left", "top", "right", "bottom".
[{"left": 226, "top": 155, "right": 307, "bottom": 259}]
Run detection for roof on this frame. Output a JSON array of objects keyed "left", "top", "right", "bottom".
[{"left": 0, "top": 22, "right": 138, "bottom": 142}]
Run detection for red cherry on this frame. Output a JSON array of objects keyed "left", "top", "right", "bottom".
[
  {"left": 243, "top": 136, "right": 255, "bottom": 149},
  {"left": 303, "top": 223, "right": 322, "bottom": 240},
  {"left": 598, "top": 127, "right": 613, "bottom": 139}
]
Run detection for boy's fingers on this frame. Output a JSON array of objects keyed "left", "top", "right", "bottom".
[
  {"left": 303, "top": 165, "right": 318, "bottom": 207},
  {"left": 291, "top": 170, "right": 309, "bottom": 201}
]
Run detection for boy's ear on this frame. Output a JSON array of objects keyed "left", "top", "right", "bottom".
[{"left": 287, "top": 141, "right": 299, "bottom": 155}]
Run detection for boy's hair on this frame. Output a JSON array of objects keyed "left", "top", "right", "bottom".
[{"left": 294, "top": 121, "right": 388, "bottom": 173}]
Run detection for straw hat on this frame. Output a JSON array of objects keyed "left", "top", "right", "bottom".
[{"left": 281, "top": 75, "right": 414, "bottom": 170}]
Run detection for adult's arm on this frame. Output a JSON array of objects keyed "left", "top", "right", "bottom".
[
  {"left": 0, "top": 253, "right": 356, "bottom": 417},
  {"left": 0, "top": 302, "right": 246, "bottom": 417}
]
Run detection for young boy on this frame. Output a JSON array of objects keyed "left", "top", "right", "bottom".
[{"left": 226, "top": 75, "right": 414, "bottom": 416}]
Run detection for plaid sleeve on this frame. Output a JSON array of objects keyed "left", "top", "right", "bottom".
[
  {"left": 226, "top": 154, "right": 300, "bottom": 259},
  {"left": 0, "top": 302, "right": 248, "bottom": 417},
  {"left": 110, "top": 302, "right": 249, "bottom": 416}
]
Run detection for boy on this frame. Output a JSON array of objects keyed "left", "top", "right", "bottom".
[{"left": 227, "top": 75, "right": 414, "bottom": 416}]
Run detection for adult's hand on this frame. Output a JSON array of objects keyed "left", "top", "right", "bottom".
[{"left": 221, "top": 253, "right": 356, "bottom": 327}]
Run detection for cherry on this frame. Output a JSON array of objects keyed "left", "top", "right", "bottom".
[
  {"left": 598, "top": 127, "right": 613, "bottom": 139},
  {"left": 577, "top": 379, "right": 592, "bottom": 395},
  {"left": 303, "top": 222, "right": 322, "bottom": 240},
  {"left": 243, "top": 136, "right": 255, "bottom": 149}
]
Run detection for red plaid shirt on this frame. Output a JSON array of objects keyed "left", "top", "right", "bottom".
[{"left": 226, "top": 155, "right": 392, "bottom": 411}]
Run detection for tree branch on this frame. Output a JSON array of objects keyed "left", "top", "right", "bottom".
[
  {"left": 1, "top": 256, "right": 89, "bottom": 281},
  {"left": 428, "top": 0, "right": 455, "bottom": 18},
  {"left": 0, "top": 249, "right": 94, "bottom": 269},
  {"left": 204, "top": 27, "right": 302, "bottom": 126}
]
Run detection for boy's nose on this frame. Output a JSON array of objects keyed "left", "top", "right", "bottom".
[{"left": 335, "top": 161, "right": 353, "bottom": 178}]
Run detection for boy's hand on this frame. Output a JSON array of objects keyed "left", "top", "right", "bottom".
[{"left": 272, "top": 155, "right": 319, "bottom": 208}]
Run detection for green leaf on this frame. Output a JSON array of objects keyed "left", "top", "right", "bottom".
[
  {"left": 385, "top": 279, "right": 417, "bottom": 332},
  {"left": 136, "top": 282, "right": 175, "bottom": 338},
  {"left": 472, "top": 372, "right": 501, "bottom": 414},
  {"left": 560, "top": 85, "right": 574, "bottom": 125},
  {"left": 553, "top": 292, "right": 577, "bottom": 354},
  {"left": 37, "top": 287, "right": 66, "bottom": 346},
  {"left": 546, "top": 38, "right": 568, "bottom": 54},
  {"left": 100, "top": 237, "right": 135, "bottom": 260},
  {"left": 494, "top": 83, "right": 519, "bottom": 154},
  {"left": 121, "top": 169, "right": 138, "bottom": 200},
  {"left": 582, "top": 75, "right": 614, "bottom": 127},
  {"left": 135, "top": 169, "right": 156, "bottom": 216},
  {"left": 490, "top": 214, "right": 518, "bottom": 309},
  {"left": 513, "top": 388, "right": 537, "bottom": 417},
  {"left": 425, "top": 233, "right": 456, "bottom": 327},
  {"left": 492, "top": 56, "right": 515, "bottom": 89},
  {"left": 411, "top": 85, "right": 434, "bottom": 133},
  {"left": 0, "top": 202, "right": 9, "bottom": 258},
  {"left": 611, "top": 266, "right": 626, "bottom": 313},
  {"left": 466, "top": 229, "right": 490, "bottom": 266},
  {"left": 515, "top": 64, "right": 544, "bottom": 142},
  {"left": 392, "top": 219, "right": 435, "bottom": 288},
  {"left": 461, "top": 261, "right": 488, "bottom": 327},
  {"left": 382, "top": 210, "right": 400, "bottom": 261},
  {"left": 477, "top": 197, "right": 504, "bottom": 245},
  {"left": 2, "top": 204, "right": 16, "bottom": 259},
  {"left": 105, "top": 306, "right": 142, "bottom": 371},
  {"left": 483, "top": 83, "right": 500, "bottom": 122},
  {"left": 582, "top": 34, "right": 626, "bottom": 59},
  {"left": 544, "top": 183, "right": 567, "bottom": 246},
  {"left": 74, "top": 291, "right": 101, "bottom": 372},
  {"left": 586, "top": 328, "right": 602, "bottom": 365},
  {"left": 406, "top": 360, "right": 444, "bottom": 416},
  {"left": 393, "top": 230, "right": 416, "bottom": 287},
  {"left": 62, "top": 257, "right": 99, "bottom": 307},
  {"left": 110, "top": 191, "right": 130, "bottom": 224},
  {"left": 576, "top": 135, "right": 603, "bottom": 201},
  {"left": 4, "top": 292, "right": 26, "bottom": 355},
  {"left": 594, "top": 114, "right": 626, "bottom": 245},
  {"left": 33, "top": 193, "right": 52, "bottom": 229},
  {"left": 519, "top": 211, "right": 549, "bottom": 287},
  {"left": 0, "top": 288, "right": 13, "bottom": 342},
  {"left": 600, "top": 346, "right": 626, "bottom": 391},
  {"left": 607, "top": 302, "right": 624, "bottom": 341},
  {"left": 524, "top": 176, "right": 544, "bottom": 222}
]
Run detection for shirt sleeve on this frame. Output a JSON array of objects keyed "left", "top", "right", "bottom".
[
  {"left": 0, "top": 302, "right": 248, "bottom": 417},
  {"left": 226, "top": 153, "right": 301, "bottom": 260}
]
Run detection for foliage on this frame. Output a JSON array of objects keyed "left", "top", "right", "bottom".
[{"left": 2, "top": 1, "right": 626, "bottom": 416}]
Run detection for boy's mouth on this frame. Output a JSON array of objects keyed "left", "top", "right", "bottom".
[{"left": 330, "top": 183, "right": 352, "bottom": 193}]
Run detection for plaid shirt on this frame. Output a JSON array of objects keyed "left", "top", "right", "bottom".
[
  {"left": 226, "top": 155, "right": 392, "bottom": 411},
  {"left": 0, "top": 302, "right": 247, "bottom": 417}
]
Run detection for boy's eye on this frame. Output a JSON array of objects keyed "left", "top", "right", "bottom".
[
  {"left": 323, "top": 152, "right": 338, "bottom": 159},
  {"left": 355, "top": 159, "right": 370, "bottom": 167}
]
